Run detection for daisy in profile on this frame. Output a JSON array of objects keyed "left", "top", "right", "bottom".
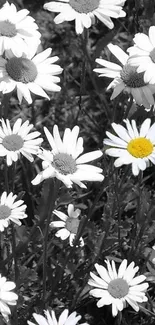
[
  {"left": 32, "top": 125, "right": 104, "bottom": 188},
  {"left": 44, "top": 0, "right": 126, "bottom": 34},
  {"left": 94, "top": 43, "right": 155, "bottom": 109},
  {"left": 51, "top": 204, "right": 84, "bottom": 246},
  {"left": 0, "top": 191, "right": 27, "bottom": 231},
  {"left": 0, "top": 1, "right": 41, "bottom": 57},
  {"left": 103, "top": 118, "right": 155, "bottom": 176},
  {"left": 0, "top": 47, "right": 62, "bottom": 104},
  {"left": 128, "top": 26, "right": 155, "bottom": 84},
  {"left": 88, "top": 259, "right": 148, "bottom": 317},
  {"left": 0, "top": 118, "right": 43, "bottom": 166},
  {"left": 0, "top": 273, "right": 18, "bottom": 320},
  {"left": 28, "top": 308, "right": 88, "bottom": 325}
]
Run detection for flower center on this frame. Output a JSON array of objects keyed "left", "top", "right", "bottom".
[
  {"left": 120, "top": 64, "right": 146, "bottom": 88},
  {"left": 108, "top": 278, "right": 129, "bottom": 299},
  {"left": 6, "top": 57, "right": 38, "bottom": 83},
  {"left": 150, "top": 48, "right": 155, "bottom": 63},
  {"left": 53, "top": 153, "right": 77, "bottom": 175},
  {"left": 2, "top": 134, "right": 24, "bottom": 151},
  {"left": 0, "top": 205, "right": 11, "bottom": 220},
  {"left": 127, "top": 137, "right": 153, "bottom": 158},
  {"left": 0, "top": 20, "right": 17, "bottom": 37},
  {"left": 69, "top": 0, "right": 100, "bottom": 13},
  {"left": 66, "top": 217, "right": 80, "bottom": 233}
]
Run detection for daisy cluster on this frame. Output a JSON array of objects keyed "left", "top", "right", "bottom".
[{"left": 0, "top": 0, "right": 152, "bottom": 324}]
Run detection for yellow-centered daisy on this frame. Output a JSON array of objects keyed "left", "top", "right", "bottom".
[
  {"left": 103, "top": 118, "right": 155, "bottom": 175},
  {"left": 44, "top": 0, "right": 126, "bottom": 34},
  {"left": 88, "top": 259, "right": 148, "bottom": 317}
]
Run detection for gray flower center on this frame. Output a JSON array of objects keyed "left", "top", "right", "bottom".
[
  {"left": 6, "top": 57, "right": 38, "bottom": 83},
  {"left": 120, "top": 64, "right": 146, "bottom": 88},
  {"left": 69, "top": 0, "right": 100, "bottom": 13},
  {"left": 108, "top": 278, "right": 129, "bottom": 299},
  {"left": 53, "top": 153, "right": 77, "bottom": 175},
  {"left": 0, "top": 205, "right": 11, "bottom": 220},
  {"left": 0, "top": 20, "right": 17, "bottom": 37},
  {"left": 66, "top": 217, "right": 80, "bottom": 233},
  {"left": 2, "top": 134, "right": 24, "bottom": 151},
  {"left": 150, "top": 48, "right": 155, "bottom": 63}
]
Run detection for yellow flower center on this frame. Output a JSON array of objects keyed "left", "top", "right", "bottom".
[
  {"left": 6, "top": 57, "right": 38, "bottom": 83},
  {"left": 2, "top": 134, "right": 24, "bottom": 151},
  {"left": 0, "top": 205, "right": 11, "bottom": 220},
  {"left": 120, "top": 64, "right": 146, "bottom": 88},
  {"left": 150, "top": 48, "right": 155, "bottom": 63},
  {"left": 53, "top": 153, "right": 77, "bottom": 175},
  {"left": 0, "top": 20, "right": 17, "bottom": 37},
  {"left": 66, "top": 217, "right": 80, "bottom": 233},
  {"left": 69, "top": 0, "right": 100, "bottom": 13},
  {"left": 127, "top": 137, "right": 153, "bottom": 158},
  {"left": 108, "top": 278, "right": 129, "bottom": 298}
]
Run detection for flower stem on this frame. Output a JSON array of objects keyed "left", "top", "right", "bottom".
[
  {"left": 42, "top": 179, "right": 60, "bottom": 305},
  {"left": 0, "top": 93, "right": 12, "bottom": 119},
  {"left": 124, "top": 96, "right": 133, "bottom": 119},
  {"left": 76, "top": 28, "right": 88, "bottom": 123}
]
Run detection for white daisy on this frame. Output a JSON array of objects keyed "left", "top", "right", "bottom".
[
  {"left": 44, "top": 0, "right": 126, "bottom": 35},
  {"left": 128, "top": 26, "right": 155, "bottom": 84},
  {"left": 51, "top": 203, "right": 84, "bottom": 246},
  {"left": 32, "top": 125, "right": 104, "bottom": 188},
  {"left": 0, "top": 273, "right": 18, "bottom": 320},
  {"left": 0, "top": 47, "right": 63, "bottom": 104},
  {"left": 0, "top": 118, "right": 43, "bottom": 166},
  {"left": 0, "top": 191, "right": 27, "bottom": 231},
  {"left": 94, "top": 43, "right": 155, "bottom": 109},
  {"left": 88, "top": 259, "right": 149, "bottom": 317},
  {"left": 0, "top": 1, "right": 41, "bottom": 57},
  {"left": 103, "top": 118, "right": 155, "bottom": 176},
  {"left": 27, "top": 308, "right": 88, "bottom": 325}
]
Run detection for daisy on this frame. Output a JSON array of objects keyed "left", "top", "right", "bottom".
[
  {"left": 94, "top": 43, "right": 155, "bottom": 109},
  {"left": 0, "top": 191, "right": 27, "bottom": 232},
  {"left": 103, "top": 118, "right": 155, "bottom": 176},
  {"left": 32, "top": 125, "right": 104, "bottom": 188},
  {"left": 128, "top": 26, "right": 155, "bottom": 84},
  {"left": 51, "top": 204, "right": 84, "bottom": 246},
  {"left": 0, "top": 47, "right": 63, "bottom": 104},
  {"left": 0, "top": 118, "right": 43, "bottom": 166},
  {"left": 44, "top": 0, "right": 126, "bottom": 35},
  {"left": 88, "top": 259, "right": 148, "bottom": 317},
  {"left": 0, "top": 1, "right": 41, "bottom": 57},
  {"left": 27, "top": 308, "right": 88, "bottom": 325},
  {"left": 0, "top": 273, "right": 18, "bottom": 320}
]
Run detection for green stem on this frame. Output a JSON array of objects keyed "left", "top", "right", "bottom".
[
  {"left": 71, "top": 220, "right": 111, "bottom": 310},
  {"left": 124, "top": 96, "right": 133, "bottom": 119},
  {"left": 76, "top": 28, "right": 88, "bottom": 123},
  {"left": 42, "top": 179, "right": 60, "bottom": 304},
  {"left": 0, "top": 93, "right": 12, "bottom": 119}
]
